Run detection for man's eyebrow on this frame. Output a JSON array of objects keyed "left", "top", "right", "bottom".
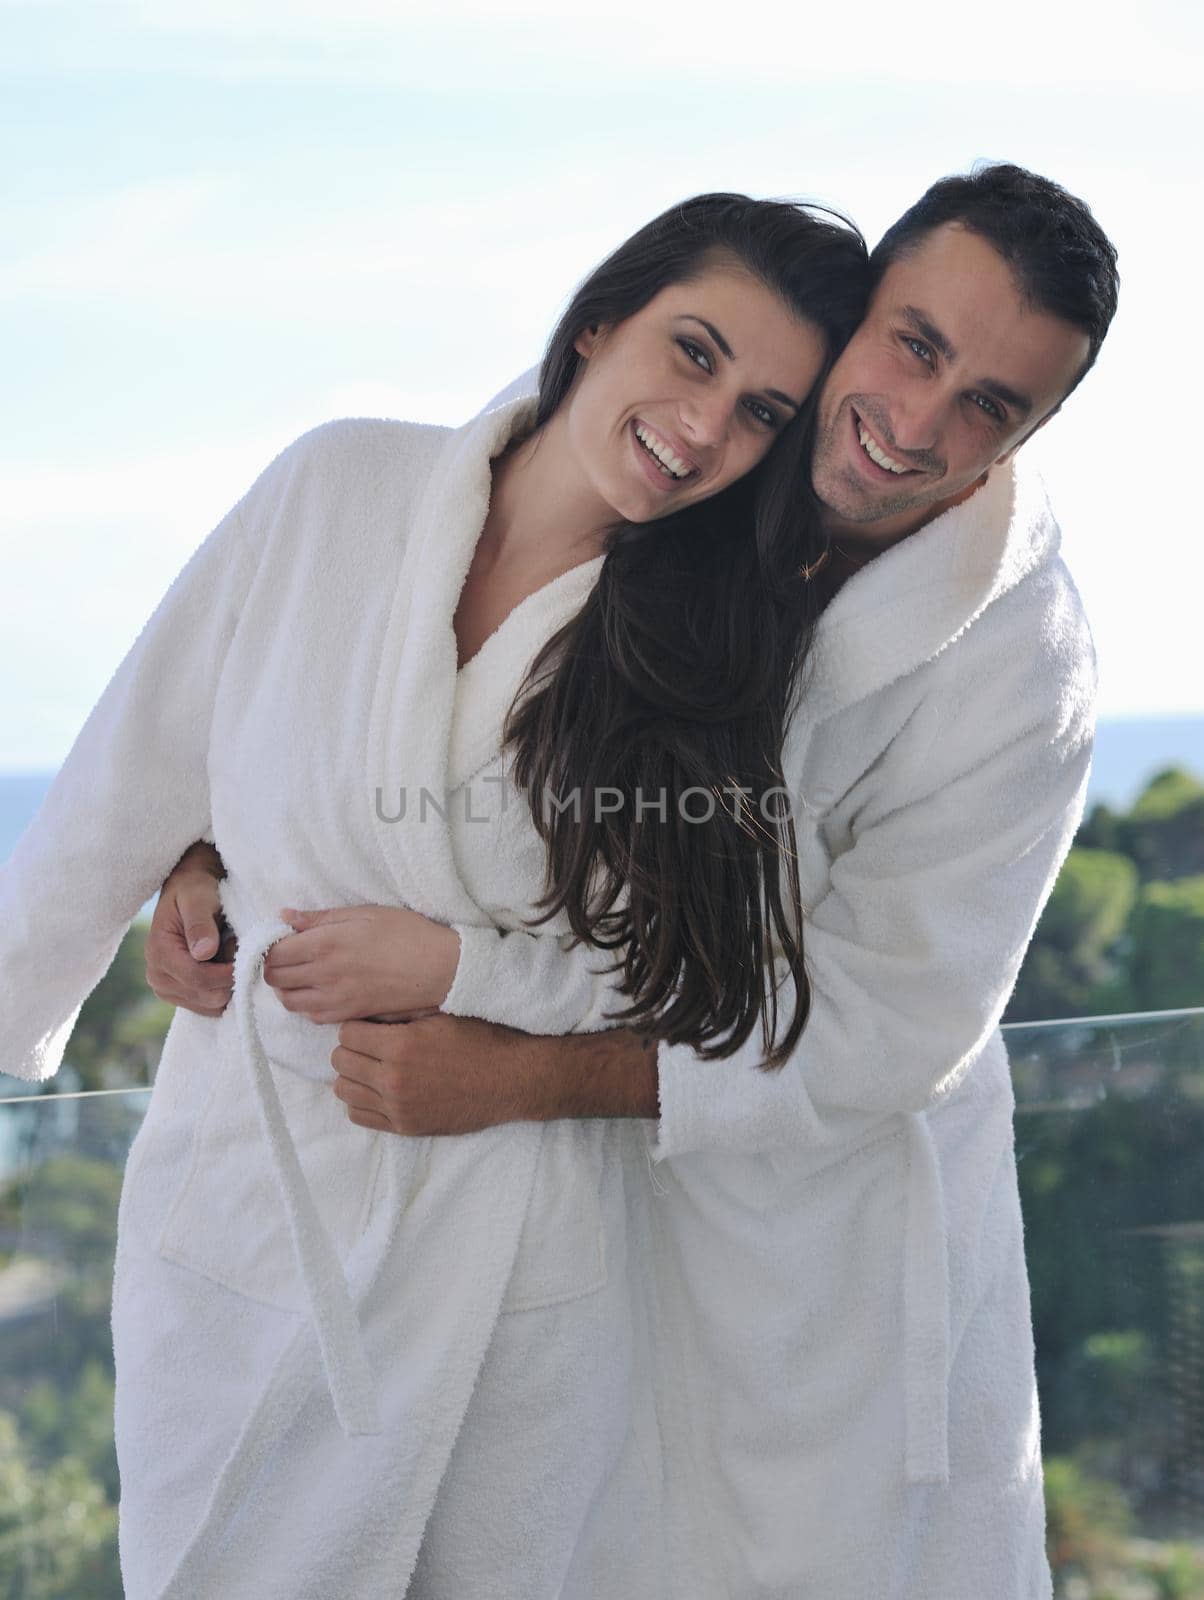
[
  {"left": 901, "top": 304, "right": 1033, "bottom": 418},
  {"left": 677, "top": 315, "right": 802, "bottom": 411},
  {"left": 901, "top": 304, "right": 956, "bottom": 363},
  {"left": 978, "top": 378, "right": 1033, "bottom": 419}
]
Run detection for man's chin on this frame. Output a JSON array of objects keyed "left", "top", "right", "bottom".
[{"left": 813, "top": 465, "right": 917, "bottom": 526}]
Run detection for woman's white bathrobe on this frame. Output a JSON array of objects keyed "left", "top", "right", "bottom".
[{"left": 0, "top": 376, "right": 1094, "bottom": 1597}]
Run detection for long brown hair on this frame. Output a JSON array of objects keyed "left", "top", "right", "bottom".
[{"left": 502, "top": 194, "right": 868, "bottom": 1069}]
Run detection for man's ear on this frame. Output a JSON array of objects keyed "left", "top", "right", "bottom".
[
  {"left": 994, "top": 402, "right": 1062, "bottom": 467},
  {"left": 573, "top": 323, "right": 606, "bottom": 360}
]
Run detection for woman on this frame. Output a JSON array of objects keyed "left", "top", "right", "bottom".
[{"left": 0, "top": 193, "right": 869, "bottom": 1597}]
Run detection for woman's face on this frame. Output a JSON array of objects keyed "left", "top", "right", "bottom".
[{"left": 562, "top": 263, "right": 827, "bottom": 524}]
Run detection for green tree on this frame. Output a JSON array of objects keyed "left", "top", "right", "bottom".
[
  {"left": 1129, "top": 876, "right": 1204, "bottom": 1012},
  {"left": 1012, "top": 764, "right": 1204, "bottom": 1021},
  {"left": 0, "top": 1142, "right": 129, "bottom": 1597},
  {"left": 0, "top": 1411, "right": 121, "bottom": 1599},
  {"left": 1008, "top": 849, "right": 1138, "bottom": 1022},
  {"left": 1124, "top": 768, "right": 1204, "bottom": 880},
  {"left": 1044, "top": 1453, "right": 1132, "bottom": 1588}
]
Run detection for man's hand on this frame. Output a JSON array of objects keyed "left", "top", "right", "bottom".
[
  {"left": 332, "top": 1014, "right": 539, "bottom": 1135},
  {"left": 331, "top": 1014, "right": 660, "bottom": 1135},
  {"left": 145, "top": 841, "right": 237, "bottom": 1018}
]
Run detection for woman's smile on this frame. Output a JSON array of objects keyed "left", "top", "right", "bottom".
[{"left": 629, "top": 417, "right": 700, "bottom": 491}]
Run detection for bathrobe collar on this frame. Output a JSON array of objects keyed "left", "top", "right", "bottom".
[
  {"left": 802, "top": 453, "right": 1058, "bottom": 722},
  {"left": 366, "top": 388, "right": 604, "bottom": 922}
]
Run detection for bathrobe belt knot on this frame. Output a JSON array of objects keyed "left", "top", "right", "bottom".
[{"left": 230, "top": 913, "right": 383, "bottom": 1439}]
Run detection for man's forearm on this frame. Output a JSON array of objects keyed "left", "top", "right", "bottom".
[{"left": 523, "top": 1025, "right": 660, "bottom": 1122}]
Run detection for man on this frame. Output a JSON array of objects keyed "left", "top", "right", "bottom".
[{"left": 149, "top": 163, "right": 1118, "bottom": 1596}]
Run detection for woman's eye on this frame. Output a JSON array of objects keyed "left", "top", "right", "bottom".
[
  {"left": 744, "top": 399, "right": 778, "bottom": 428},
  {"left": 678, "top": 338, "right": 713, "bottom": 373}
]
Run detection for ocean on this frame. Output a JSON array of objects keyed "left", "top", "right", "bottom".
[{"left": 2, "top": 715, "right": 1202, "bottom": 866}]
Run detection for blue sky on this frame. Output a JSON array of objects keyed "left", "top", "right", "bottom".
[{"left": 2, "top": 0, "right": 1201, "bottom": 769}]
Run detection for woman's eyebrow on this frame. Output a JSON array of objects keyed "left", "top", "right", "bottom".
[
  {"left": 679, "top": 314, "right": 735, "bottom": 360},
  {"left": 676, "top": 315, "right": 802, "bottom": 411}
]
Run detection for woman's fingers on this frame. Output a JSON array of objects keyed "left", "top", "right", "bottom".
[
  {"left": 270, "top": 986, "right": 339, "bottom": 1021},
  {"left": 262, "top": 955, "right": 318, "bottom": 989},
  {"left": 263, "top": 930, "right": 318, "bottom": 970}
]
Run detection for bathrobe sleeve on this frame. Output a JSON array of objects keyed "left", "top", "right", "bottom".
[
  {"left": 647, "top": 581, "right": 1099, "bottom": 1161},
  {"left": 0, "top": 440, "right": 306, "bottom": 1084},
  {"left": 439, "top": 921, "right": 629, "bottom": 1036}
]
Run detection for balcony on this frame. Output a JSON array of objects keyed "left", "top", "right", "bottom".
[{"left": 1, "top": 1009, "right": 1203, "bottom": 1597}]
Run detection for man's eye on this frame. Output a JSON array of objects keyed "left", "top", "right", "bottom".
[
  {"left": 905, "top": 336, "right": 933, "bottom": 365},
  {"left": 972, "top": 393, "right": 1004, "bottom": 421},
  {"left": 678, "top": 338, "right": 713, "bottom": 373}
]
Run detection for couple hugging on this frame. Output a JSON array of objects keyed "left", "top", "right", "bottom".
[{"left": 2, "top": 162, "right": 1117, "bottom": 1597}]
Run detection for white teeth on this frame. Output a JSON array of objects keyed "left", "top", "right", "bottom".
[
  {"left": 857, "top": 421, "right": 908, "bottom": 475},
  {"left": 635, "top": 422, "right": 691, "bottom": 480}
]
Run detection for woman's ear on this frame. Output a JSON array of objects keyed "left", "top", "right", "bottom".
[{"left": 573, "top": 323, "right": 605, "bottom": 360}]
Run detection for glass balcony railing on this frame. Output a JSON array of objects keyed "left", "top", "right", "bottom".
[
  {"left": 1, "top": 1009, "right": 1203, "bottom": 1598},
  {"left": 1006, "top": 1006, "right": 1204, "bottom": 1597},
  {"left": 0, "top": 1085, "right": 148, "bottom": 1597}
]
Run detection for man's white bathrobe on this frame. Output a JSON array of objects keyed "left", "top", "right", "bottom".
[
  {"left": 0, "top": 377, "right": 1094, "bottom": 1597},
  {"left": 426, "top": 393, "right": 1096, "bottom": 1598}
]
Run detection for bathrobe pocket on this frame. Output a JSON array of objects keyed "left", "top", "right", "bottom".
[
  {"left": 155, "top": 1028, "right": 387, "bottom": 1314},
  {"left": 499, "top": 1120, "right": 608, "bottom": 1314}
]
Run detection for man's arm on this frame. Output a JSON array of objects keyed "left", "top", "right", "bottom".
[
  {"left": 332, "top": 1011, "right": 658, "bottom": 1136},
  {"left": 523, "top": 1025, "right": 660, "bottom": 1121},
  {"left": 506, "top": 578, "right": 1097, "bottom": 1149}
]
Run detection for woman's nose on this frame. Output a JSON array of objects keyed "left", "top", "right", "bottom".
[{"left": 678, "top": 392, "right": 732, "bottom": 450}]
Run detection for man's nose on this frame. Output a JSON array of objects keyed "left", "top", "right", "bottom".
[{"left": 889, "top": 388, "right": 949, "bottom": 455}]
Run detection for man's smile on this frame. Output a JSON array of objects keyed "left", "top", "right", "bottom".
[{"left": 849, "top": 406, "right": 922, "bottom": 481}]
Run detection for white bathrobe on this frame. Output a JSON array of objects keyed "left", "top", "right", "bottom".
[
  {"left": 0, "top": 374, "right": 1094, "bottom": 1597},
  {"left": 0, "top": 394, "right": 644, "bottom": 1598},
  {"left": 413, "top": 375, "right": 1098, "bottom": 1596}
]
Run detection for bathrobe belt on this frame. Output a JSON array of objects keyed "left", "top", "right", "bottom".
[
  {"left": 228, "top": 914, "right": 383, "bottom": 1438},
  {"left": 901, "top": 1109, "right": 951, "bottom": 1485}
]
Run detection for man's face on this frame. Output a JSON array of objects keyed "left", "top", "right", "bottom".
[{"left": 810, "top": 222, "right": 1092, "bottom": 544}]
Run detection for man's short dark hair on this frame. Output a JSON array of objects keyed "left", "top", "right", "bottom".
[{"left": 871, "top": 162, "right": 1120, "bottom": 401}]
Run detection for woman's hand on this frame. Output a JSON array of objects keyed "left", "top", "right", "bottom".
[
  {"left": 263, "top": 905, "right": 461, "bottom": 1026},
  {"left": 145, "top": 841, "right": 237, "bottom": 1017}
]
